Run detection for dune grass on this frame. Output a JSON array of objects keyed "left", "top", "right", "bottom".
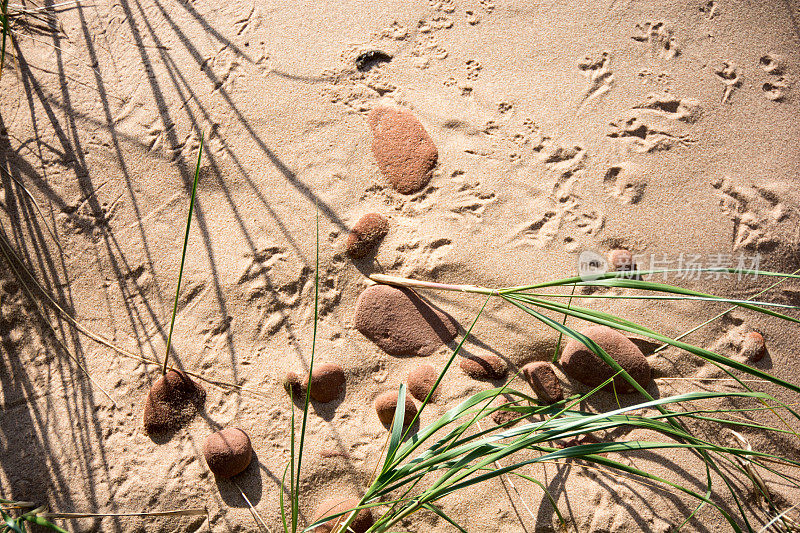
[{"left": 283, "top": 261, "right": 800, "bottom": 533}]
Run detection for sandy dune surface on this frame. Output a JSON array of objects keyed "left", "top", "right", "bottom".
[{"left": 1, "top": 0, "right": 799, "bottom": 531}]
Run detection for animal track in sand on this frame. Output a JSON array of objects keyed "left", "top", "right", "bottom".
[
  {"left": 714, "top": 61, "right": 742, "bottom": 103},
  {"left": 323, "top": 46, "right": 399, "bottom": 112},
  {"left": 59, "top": 191, "right": 120, "bottom": 239},
  {"left": 603, "top": 162, "right": 647, "bottom": 204},
  {"left": 553, "top": 172, "right": 605, "bottom": 237},
  {"left": 700, "top": 1, "right": 719, "bottom": 19},
  {"left": 577, "top": 51, "right": 614, "bottom": 107},
  {"left": 387, "top": 232, "right": 455, "bottom": 279},
  {"left": 449, "top": 181, "right": 497, "bottom": 219},
  {"left": 762, "top": 77, "right": 790, "bottom": 101},
  {"left": 760, "top": 53, "right": 790, "bottom": 101},
  {"left": 238, "top": 242, "right": 342, "bottom": 337},
  {"left": 711, "top": 176, "right": 793, "bottom": 251},
  {"left": 509, "top": 144, "right": 604, "bottom": 248},
  {"left": 632, "top": 21, "right": 680, "bottom": 59},
  {"left": 465, "top": 59, "right": 482, "bottom": 80},
  {"left": 608, "top": 94, "right": 700, "bottom": 153}
]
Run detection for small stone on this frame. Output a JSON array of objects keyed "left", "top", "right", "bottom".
[
  {"left": 368, "top": 106, "right": 438, "bottom": 194},
  {"left": 407, "top": 364, "right": 438, "bottom": 401},
  {"left": 303, "top": 363, "right": 346, "bottom": 403},
  {"left": 492, "top": 398, "right": 521, "bottom": 426},
  {"left": 521, "top": 361, "right": 563, "bottom": 404},
  {"left": 313, "top": 497, "right": 374, "bottom": 533},
  {"left": 559, "top": 325, "right": 651, "bottom": 393},
  {"left": 607, "top": 249, "right": 636, "bottom": 272},
  {"left": 459, "top": 354, "right": 507, "bottom": 380},
  {"left": 347, "top": 213, "right": 389, "bottom": 259},
  {"left": 355, "top": 285, "right": 458, "bottom": 357},
  {"left": 740, "top": 331, "right": 766, "bottom": 362},
  {"left": 143, "top": 370, "right": 206, "bottom": 434},
  {"left": 203, "top": 427, "right": 253, "bottom": 478},
  {"left": 374, "top": 391, "right": 417, "bottom": 426},
  {"left": 283, "top": 372, "right": 303, "bottom": 398}
]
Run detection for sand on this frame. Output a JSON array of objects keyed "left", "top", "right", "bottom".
[{"left": 2, "top": 0, "right": 800, "bottom": 531}]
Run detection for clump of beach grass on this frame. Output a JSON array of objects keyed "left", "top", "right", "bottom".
[{"left": 282, "top": 259, "right": 800, "bottom": 533}]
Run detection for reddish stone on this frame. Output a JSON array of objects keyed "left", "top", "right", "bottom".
[
  {"left": 203, "top": 427, "right": 253, "bottom": 478},
  {"left": 347, "top": 213, "right": 389, "bottom": 258},
  {"left": 521, "top": 361, "right": 563, "bottom": 404},
  {"left": 459, "top": 354, "right": 507, "bottom": 380},
  {"left": 355, "top": 285, "right": 458, "bottom": 357},
  {"left": 558, "top": 325, "right": 651, "bottom": 393},
  {"left": 368, "top": 106, "right": 438, "bottom": 194}
]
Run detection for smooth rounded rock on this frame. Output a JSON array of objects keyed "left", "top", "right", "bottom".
[
  {"left": 407, "top": 364, "right": 438, "bottom": 401},
  {"left": 607, "top": 249, "right": 636, "bottom": 272},
  {"left": 459, "top": 354, "right": 507, "bottom": 380},
  {"left": 303, "top": 363, "right": 346, "bottom": 403},
  {"left": 313, "top": 497, "right": 374, "bottom": 533},
  {"left": 521, "top": 361, "right": 563, "bottom": 404},
  {"left": 203, "top": 427, "right": 253, "bottom": 478},
  {"left": 368, "top": 106, "right": 438, "bottom": 194},
  {"left": 492, "top": 398, "right": 521, "bottom": 426},
  {"left": 741, "top": 331, "right": 766, "bottom": 362},
  {"left": 143, "top": 370, "right": 206, "bottom": 434},
  {"left": 355, "top": 285, "right": 458, "bottom": 357},
  {"left": 375, "top": 391, "right": 417, "bottom": 427},
  {"left": 347, "top": 213, "right": 389, "bottom": 259},
  {"left": 558, "top": 325, "right": 651, "bottom": 393}
]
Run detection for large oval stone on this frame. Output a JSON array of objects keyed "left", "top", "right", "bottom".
[
  {"left": 558, "top": 325, "right": 651, "bottom": 393},
  {"left": 355, "top": 285, "right": 458, "bottom": 357},
  {"left": 368, "top": 106, "right": 438, "bottom": 194}
]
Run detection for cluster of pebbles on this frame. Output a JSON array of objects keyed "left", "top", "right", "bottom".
[
  {"left": 141, "top": 105, "right": 769, "bottom": 528},
  {"left": 143, "top": 371, "right": 254, "bottom": 479}
]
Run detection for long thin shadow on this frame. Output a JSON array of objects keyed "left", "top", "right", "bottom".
[{"left": 148, "top": 0, "right": 348, "bottom": 232}]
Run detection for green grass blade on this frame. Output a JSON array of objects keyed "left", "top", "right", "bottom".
[
  {"left": 421, "top": 503, "right": 467, "bottom": 532},
  {"left": 162, "top": 132, "right": 204, "bottom": 375},
  {"left": 293, "top": 211, "right": 321, "bottom": 531}
]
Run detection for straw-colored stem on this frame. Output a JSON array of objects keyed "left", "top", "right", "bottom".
[{"left": 369, "top": 273, "right": 497, "bottom": 296}]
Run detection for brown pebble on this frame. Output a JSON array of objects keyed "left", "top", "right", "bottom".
[
  {"left": 313, "top": 497, "right": 374, "bottom": 533},
  {"left": 374, "top": 391, "right": 417, "bottom": 427},
  {"left": 559, "top": 325, "right": 651, "bottom": 393},
  {"left": 368, "top": 106, "right": 438, "bottom": 194},
  {"left": 347, "top": 213, "right": 389, "bottom": 259},
  {"left": 283, "top": 371, "right": 303, "bottom": 398},
  {"left": 492, "top": 398, "right": 521, "bottom": 426},
  {"left": 607, "top": 249, "right": 636, "bottom": 272},
  {"left": 407, "top": 364, "right": 438, "bottom": 401},
  {"left": 143, "top": 370, "right": 206, "bottom": 434},
  {"left": 303, "top": 363, "right": 346, "bottom": 403},
  {"left": 741, "top": 331, "right": 766, "bottom": 362},
  {"left": 203, "top": 427, "right": 253, "bottom": 478},
  {"left": 355, "top": 285, "right": 458, "bottom": 357},
  {"left": 459, "top": 354, "right": 507, "bottom": 380},
  {"left": 521, "top": 361, "right": 563, "bottom": 404}
]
